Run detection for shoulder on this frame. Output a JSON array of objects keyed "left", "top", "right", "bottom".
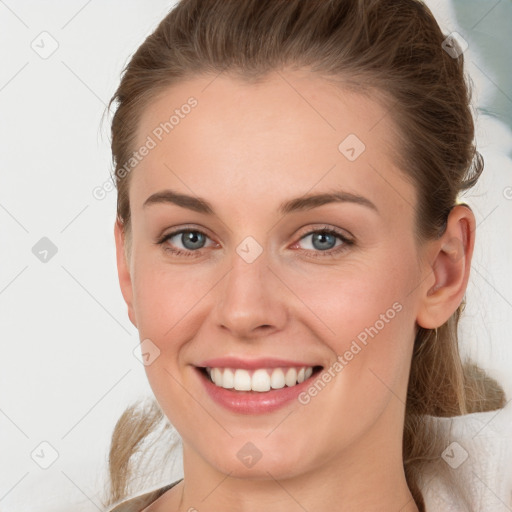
[
  {"left": 421, "top": 402, "right": 512, "bottom": 511},
  {"left": 105, "top": 479, "right": 183, "bottom": 512}
]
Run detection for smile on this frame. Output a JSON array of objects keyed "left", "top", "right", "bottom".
[
  {"left": 205, "top": 366, "right": 317, "bottom": 392},
  {"left": 195, "top": 357, "right": 324, "bottom": 413}
]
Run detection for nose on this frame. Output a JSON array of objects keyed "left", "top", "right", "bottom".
[{"left": 212, "top": 245, "right": 288, "bottom": 340}]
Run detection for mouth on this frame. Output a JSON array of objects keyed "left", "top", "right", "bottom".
[{"left": 197, "top": 365, "right": 324, "bottom": 393}]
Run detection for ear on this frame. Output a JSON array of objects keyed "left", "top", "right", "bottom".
[
  {"left": 114, "top": 219, "right": 137, "bottom": 328},
  {"left": 416, "top": 204, "right": 476, "bottom": 329}
]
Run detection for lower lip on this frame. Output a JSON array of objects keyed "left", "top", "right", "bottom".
[{"left": 195, "top": 367, "right": 320, "bottom": 414}]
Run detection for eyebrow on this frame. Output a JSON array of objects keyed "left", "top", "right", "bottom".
[{"left": 143, "top": 189, "right": 378, "bottom": 215}]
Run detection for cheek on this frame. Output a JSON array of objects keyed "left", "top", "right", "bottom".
[
  {"left": 290, "top": 250, "right": 417, "bottom": 390},
  {"left": 285, "top": 256, "right": 417, "bottom": 450},
  {"left": 131, "top": 252, "right": 214, "bottom": 341},
  {"left": 131, "top": 256, "right": 210, "bottom": 432}
]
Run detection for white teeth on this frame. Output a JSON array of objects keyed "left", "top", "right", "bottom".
[
  {"left": 270, "top": 368, "right": 285, "bottom": 389},
  {"left": 222, "top": 368, "right": 234, "bottom": 389},
  {"left": 233, "top": 369, "right": 252, "bottom": 391},
  {"left": 212, "top": 368, "right": 222, "bottom": 386},
  {"left": 285, "top": 367, "right": 297, "bottom": 386},
  {"left": 205, "top": 366, "right": 316, "bottom": 392},
  {"left": 252, "top": 369, "right": 271, "bottom": 392}
]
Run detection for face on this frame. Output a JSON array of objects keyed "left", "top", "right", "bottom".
[{"left": 117, "top": 70, "right": 428, "bottom": 481}]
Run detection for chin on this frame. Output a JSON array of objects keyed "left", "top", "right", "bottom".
[{"left": 199, "top": 435, "right": 315, "bottom": 481}]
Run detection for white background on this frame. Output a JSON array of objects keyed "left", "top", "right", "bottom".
[{"left": 1, "top": 1, "right": 511, "bottom": 510}]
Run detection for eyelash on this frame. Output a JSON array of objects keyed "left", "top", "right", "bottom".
[{"left": 156, "top": 225, "right": 354, "bottom": 260}]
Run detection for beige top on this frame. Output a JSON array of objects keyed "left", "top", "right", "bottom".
[{"left": 106, "top": 479, "right": 182, "bottom": 512}]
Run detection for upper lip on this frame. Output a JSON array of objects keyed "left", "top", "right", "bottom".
[{"left": 196, "top": 357, "right": 322, "bottom": 370}]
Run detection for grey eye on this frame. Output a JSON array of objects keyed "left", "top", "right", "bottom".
[{"left": 176, "top": 231, "right": 207, "bottom": 250}]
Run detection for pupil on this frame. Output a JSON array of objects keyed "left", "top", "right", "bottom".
[
  {"left": 183, "top": 231, "right": 204, "bottom": 249},
  {"left": 314, "top": 232, "right": 335, "bottom": 250}
]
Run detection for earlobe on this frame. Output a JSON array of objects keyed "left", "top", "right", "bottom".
[
  {"left": 114, "top": 219, "right": 137, "bottom": 328},
  {"left": 416, "top": 204, "right": 476, "bottom": 329}
]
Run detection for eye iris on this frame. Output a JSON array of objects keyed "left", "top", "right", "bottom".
[
  {"left": 182, "top": 231, "right": 205, "bottom": 250},
  {"left": 312, "top": 232, "right": 336, "bottom": 251}
]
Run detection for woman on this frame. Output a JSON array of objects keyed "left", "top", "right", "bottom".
[{"left": 102, "top": 0, "right": 508, "bottom": 510}]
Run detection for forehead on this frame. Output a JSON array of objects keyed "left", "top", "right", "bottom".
[{"left": 130, "top": 70, "right": 414, "bottom": 223}]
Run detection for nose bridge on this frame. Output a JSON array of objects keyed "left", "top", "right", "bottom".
[{"left": 213, "top": 237, "right": 287, "bottom": 336}]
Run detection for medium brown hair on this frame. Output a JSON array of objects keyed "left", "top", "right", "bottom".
[{"left": 102, "top": 1, "right": 506, "bottom": 509}]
